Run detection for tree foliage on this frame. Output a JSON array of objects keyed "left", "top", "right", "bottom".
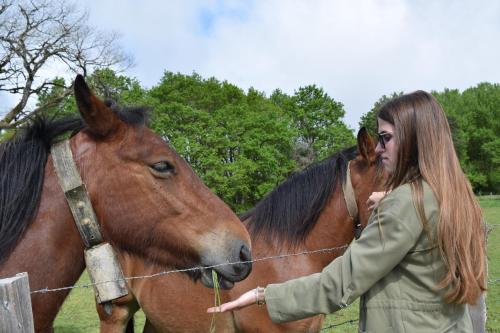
[
  {"left": 0, "top": 0, "right": 132, "bottom": 128},
  {"left": 361, "top": 87, "right": 499, "bottom": 193},
  {"left": 434, "top": 83, "right": 500, "bottom": 193},
  {"left": 37, "top": 69, "right": 146, "bottom": 119},
  {"left": 271, "top": 85, "right": 354, "bottom": 169},
  {"left": 358, "top": 91, "right": 404, "bottom": 134},
  {"left": 31, "top": 66, "right": 500, "bottom": 206},
  {"left": 149, "top": 72, "right": 297, "bottom": 212}
]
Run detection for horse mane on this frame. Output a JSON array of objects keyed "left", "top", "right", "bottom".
[
  {"left": 0, "top": 103, "right": 148, "bottom": 265},
  {"left": 105, "top": 99, "right": 149, "bottom": 125},
  {"left": 241, "top": 146, "right": 358, "bottom": 249}
]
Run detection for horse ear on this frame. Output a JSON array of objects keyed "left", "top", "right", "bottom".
[
  {"left": 357, "top": 127, "right": 377, "bottom": 162},
  {"left": 74, "top": 74, "right": 120, "bottom": 137}
]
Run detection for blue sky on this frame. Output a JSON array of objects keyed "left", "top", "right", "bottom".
[
  {"left": 2, "top": 0, "right": 500, "bottom": 130},
  {"left": 198, "top": 1, "right": 253, "bottom": 36}
]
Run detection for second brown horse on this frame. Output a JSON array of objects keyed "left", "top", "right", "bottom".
[{"left": 99, "top": 128, "right": 383, "bottom": 332}]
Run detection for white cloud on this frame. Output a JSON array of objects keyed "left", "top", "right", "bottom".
[
  {"left": 4, "top": 0, "right": 500, "bottom": 130},
  {"left": 193, "top": 0, "right": 500, "bottom": 129}
]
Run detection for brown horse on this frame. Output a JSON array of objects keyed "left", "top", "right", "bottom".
[
  {"left": 100, "top": 128, "right": 384, "bottom": 332},
  {"left": 0, "top": 75, "right": 252, "bottom": 333}
]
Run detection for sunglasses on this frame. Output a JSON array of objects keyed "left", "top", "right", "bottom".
[{"left": 377, "top": 132, "right": 393, "bottom": 149}]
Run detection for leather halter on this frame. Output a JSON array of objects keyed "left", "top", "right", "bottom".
[
  {"left": 51, "top": 140, "right": 103, "bottom": 247},
  {"left": 342, "top": 161, "right": 362, "bottom": 239},
  {"left": 51, "top": 140, "right": 128, "bottom": 305}
]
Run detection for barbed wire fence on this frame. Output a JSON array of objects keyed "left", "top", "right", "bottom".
[
  {"left": 38, "top": 244, "right": 352, "bottom": 332},
  {"left": 32, "top": 224, "right": 500, "bottom": 296},
  {"left": 31, "top": 245, "right": 351, "bottom": 295},
  {"left": 3, "top": 225, "right": 500, "bottom": 332}
]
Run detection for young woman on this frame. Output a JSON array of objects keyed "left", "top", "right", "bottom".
[{"left": 208, "top": 91, "right": 486, "bottom": 332}]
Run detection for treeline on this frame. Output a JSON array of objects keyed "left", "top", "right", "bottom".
[
  {"left": 32, "top": 69, "right": 354, "bottom": 213},
  {"left": 359, "top": 84, "right": 500, "bottom": 195},
  {"left": 8, "top": 69, "right": 500, "bottom": 211}
]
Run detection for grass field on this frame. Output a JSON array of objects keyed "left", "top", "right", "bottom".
[
  {"left": 53, "top": 198, "right": 500, "bottom": 332},
  {"left": 52, "top": 272, "right": 146, "bottom": 332}
]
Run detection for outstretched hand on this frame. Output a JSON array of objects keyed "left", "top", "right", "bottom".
[{"left": 207, "top": 289, "right": 258, "bottom": 313}]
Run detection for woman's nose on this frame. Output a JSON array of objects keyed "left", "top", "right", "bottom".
[{"left": 375, "top": 142, "right": 384, "bottom": 154}]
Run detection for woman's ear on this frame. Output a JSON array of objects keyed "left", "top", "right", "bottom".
[
  {"left": 73, "top": 74, "right": 121, "bottom": 138},
  {"left": 357, "top": 127, "right": 377, "bottom": 162}
]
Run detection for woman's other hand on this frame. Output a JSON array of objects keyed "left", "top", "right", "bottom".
[{"left": 367, "top": 191, "right": 389, "bottom": 211}]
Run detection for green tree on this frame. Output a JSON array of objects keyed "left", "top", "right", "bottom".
[
  {"left": 358, "top": 91, "right": 404, "bottom": 134},
  {"left": 436, "top": 83, "right": 500, "bottom": 192},
  {"left": 35, "top": 77, "right": 76, "bottom": 119},
  {"left": 464, "top": 83, "right": 500, "bottom": 192},
  {"left": 37, "top": 69, "right": 148, "bottom": 119},
  {"left": 149, "top": 71, "right": 296, "bottom": 212},
  {"left": 87, "top": 68, "right": 148, "bottom": 106},
  {"left": 433, "top": 88, "right": 474, "bottom": 182},
  {"left": 271, "top": 85, "right": 354, "bottom": 168},
  {"left": 365, "top": 85, "right": 500, "bottom": 193},
  {"left": 0, "top": 128, "right": 13, "bottom": 142}
]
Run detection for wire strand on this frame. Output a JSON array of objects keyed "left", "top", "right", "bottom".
[{"left": 30, "top": 244, "right": 350, "bottom": 294}]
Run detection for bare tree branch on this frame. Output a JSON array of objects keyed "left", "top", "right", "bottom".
[
  {"left": 0, "top": 85, "right": 72, "bottom": 128},
  {"left": 0, "top": 0, "right": 133, "bottom": 128}
]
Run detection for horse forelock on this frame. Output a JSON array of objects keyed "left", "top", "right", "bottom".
[
  {"left": 0, "top": 104, "right": 149, "bottom": 265},
  {"left": 105, "top": 99, "right": 150, "bottom": 126},
  {"left": 243, "top": 146, "right": 358, "bottom": 249}
]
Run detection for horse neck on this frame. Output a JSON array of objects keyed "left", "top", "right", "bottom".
[
  {"left": 303, "top": 187, "right": 355, "bottom": 266},
  {"left": 0, "top": 157, "right": 86, "bottom": 330},
  {"left": 250, "top": 186, "right": 355, "bottom": 269}
]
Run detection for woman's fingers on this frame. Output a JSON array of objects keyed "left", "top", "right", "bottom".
[
  {"left": 207, "top": 289, "right": 257, "bottom": 313},
  {"left": 207, "top": 300, "right": 239, "bottom": 313},
  {"left": 367, "top": 191, "right": 387, "bottom": 211}
]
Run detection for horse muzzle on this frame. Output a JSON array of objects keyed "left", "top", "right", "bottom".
[{"left": 200, "top": 241, "right": 252, "bottom": 289}]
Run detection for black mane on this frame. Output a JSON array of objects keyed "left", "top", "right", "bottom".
[
  {"left": 0, "top": 104, "right": 148, "bottom": 265},
  {"left": 241, "top": 146, "right": 358, "bottom": 249}
]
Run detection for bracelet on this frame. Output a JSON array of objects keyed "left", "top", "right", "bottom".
[{"left": 255, "top": 286, "right": 266, "bottom": 306}]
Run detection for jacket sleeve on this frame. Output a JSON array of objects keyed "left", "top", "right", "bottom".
[{"left": 264, "top": 191, "right": 424, "bottom": 323}]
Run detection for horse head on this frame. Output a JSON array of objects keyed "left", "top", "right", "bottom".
[
  {"left": 71, "top": 75, "right": 251, "bottom": 288},
  {"left": 349, "top": 127, "right": 387, "bottom": 228}
]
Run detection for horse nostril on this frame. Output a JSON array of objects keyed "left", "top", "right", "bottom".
[
  {"left": 234, "top": 244, "right": 252, "bottom": 279},
  {"left": 225, "top": 242, "right": 252, "bottom": 280},
  {"left": 240, "top": 244, "right": 251, "bottom": 263}
]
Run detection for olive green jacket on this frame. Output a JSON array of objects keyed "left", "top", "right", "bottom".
[{"left": 265, "top": 182, "right": 472, "bottom": 332}]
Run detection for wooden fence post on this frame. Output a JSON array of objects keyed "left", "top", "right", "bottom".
[{"left": 0, "top": 272, "right": 35, "bottom": 333}]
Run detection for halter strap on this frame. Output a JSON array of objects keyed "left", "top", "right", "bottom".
[
  {"left": 342, "top": 161, "right": 362, "bottom": 239},
  {"left": 51, "top": 140, "right": 128, "bottom": 306},
  {"left": 51, "top": 140, "right": 103, "bottom": 248}
]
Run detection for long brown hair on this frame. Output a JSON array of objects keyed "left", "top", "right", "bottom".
[{"left": 377, "top": 91, "right": 486, "bottom": 304}]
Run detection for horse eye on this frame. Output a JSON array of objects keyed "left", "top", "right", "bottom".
[{"left": 151, "top": 161, "right": 175, "bottom": 174}]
